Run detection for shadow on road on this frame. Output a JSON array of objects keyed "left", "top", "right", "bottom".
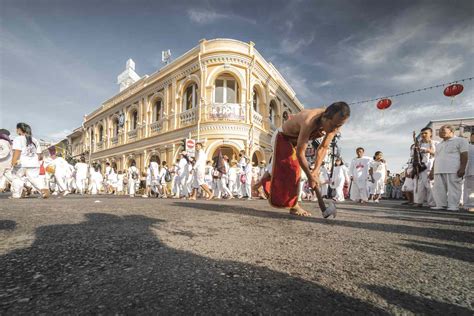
[
  {"left": 364, "top": 285, "right": 472, "bottom": 315},
  {"left": 0, "top": 213, "right": 386, "bottom": 314},
  {"left": 173, "top": 202, "right": 474, "bottom": 243},
  {"left": 0, "top": 220, "right": 16, "bottom": 231},
  {"left": 399, "top": 239, "right": 474, "bottom": 263}
]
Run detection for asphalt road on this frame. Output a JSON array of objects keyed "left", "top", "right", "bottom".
[{"left": 1, "top": 195, "right": 473, "bottom": 315}]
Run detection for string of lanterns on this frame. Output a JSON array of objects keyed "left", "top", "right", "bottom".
[{"left": 348, "top": 77, "right": 472, "bottom": 110}]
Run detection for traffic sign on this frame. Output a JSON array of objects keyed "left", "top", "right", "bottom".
[{"left": 185, "top": 139, "right": 195, "bottom": 157}]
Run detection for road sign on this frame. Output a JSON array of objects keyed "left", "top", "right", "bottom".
[{"left": 185, "top": 139, "right": 195, "bottom": 157}]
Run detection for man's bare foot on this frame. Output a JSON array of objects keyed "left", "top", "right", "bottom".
[
  {"left": 41, "top": 189, "right": 50, "bottom": 199},
  {"left": 188, "top": 197, "right": 196, "bottom": 201},
  {"left": 289, "top": 204, "right": 311, "bottom": 217},
  {"left": 206, "top": 193, "right": 214, "bottom": 200}
]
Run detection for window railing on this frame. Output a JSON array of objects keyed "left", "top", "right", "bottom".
[
  {"left": 111, "top": 136, "right": 119, "bottom": 145},
  {"left": 251, "top": 110, "right": 263, "bottom": 127},
  {"left": 96, "top": 141, "right": 103, "bottom": 150},
  {"left": 150, "top": 119, "right": 164, "bottom": 133},
  {"left": 205, "top": 103, "right": 245, "bottom": 122},
  {"left": 128, "top": 129, "right": 138, "bottom": 139},
  {"left": 180, "top": 108, "right": 197, "bottom": 126}
]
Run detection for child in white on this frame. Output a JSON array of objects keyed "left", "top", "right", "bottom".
[
  {"left": 319, "top": 162, "right": 330, "bottom": 197},
  {"left": 89, "top": 165, "right": 103, "bottom": 195},
  {"left": 74, "top": 157, "right": 88, "bottom": 194},
  {"left": 331, "top": 158, "right": 349, "bottom": 202},
  {"left": 349, "top": 147, "right": 372, "bottom": 203},
  {"left": 128, "top": 162, "right": 139, "bottom": 197},
  {"left": 50, "top": 154, "right": 74, "bottom": 196},
  {"left": 369, "top": 151, "right": 386, "bottom": 203},
  {"left": 10, "top": 123, "right": 47, "bottom": 198}
]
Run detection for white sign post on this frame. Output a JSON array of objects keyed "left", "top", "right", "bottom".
[{"left": 185, "top": 139, "right": 196, "bottom": 157}]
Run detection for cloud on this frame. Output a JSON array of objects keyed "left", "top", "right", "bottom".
[
  {"left": 279, "top": 32, "right": 315, "bottom": 55},
  {"left": 186, "top": 8, "right": 256, "bottom": 25},
  {"left": 46, "top": 129, "right": 73, "bottom": 142},
  {"left": 314, "top": 80, "right": 333, "bottom": 88},
  {"left": 391, "top": 52, "right": 464, "bottom": 84}
]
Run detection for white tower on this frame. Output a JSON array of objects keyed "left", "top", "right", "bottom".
[{"left": 117, "top": 59, "right": 141, "bottom": 92}]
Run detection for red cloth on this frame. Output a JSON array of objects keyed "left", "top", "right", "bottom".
[
  {"left": 263, "top": 132, "right": 301, "bottom": 208},
  {"left": 39, "top": 162, "right": 45, "bottom": 176}
]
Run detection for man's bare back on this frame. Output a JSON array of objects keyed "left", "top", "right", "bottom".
[{"left": 281, "top": 108, "right": 326, "bottom": 145}]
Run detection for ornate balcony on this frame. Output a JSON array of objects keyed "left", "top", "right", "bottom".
[
  {"left": 150, "top": 119, "right": 164, "bottom": 133},
  {"left": 180, "top": 108, "right": 197, "bottom": 126},
  {"left": 128, "top": 129, "right": 138, "bottom": 139},
  {"left": 205, "top": 103, "right": 245, "bottom": 122},
  {"left": 251, "top": 110, "right": 263, "bottom": 127}
]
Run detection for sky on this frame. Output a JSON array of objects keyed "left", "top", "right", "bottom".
[{"left": 1, "top": 0, "right": 473, "bottom": 172}]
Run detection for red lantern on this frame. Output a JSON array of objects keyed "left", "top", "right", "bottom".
[
  {"left": 376, "top": 98, "right": 392, "bottom": 110},
  {"left": 443, "top": 84, "right": 463, "bottom": 97}
]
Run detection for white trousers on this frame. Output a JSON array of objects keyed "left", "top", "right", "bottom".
[
  {"left": 413, "top": 171, "right": 435, "bottom": 206},
  {"left": 128, "top": 179, "right": 138, "bottom": 196},
  {"left": 350, "top": 179, "right": 368, "bottom": 201},
  {"left": 433, "top": 173, "right": 463, "bottom": 210},
  {"left": 463, "top": 175, "right": 473, "bottom": 208},
  {"left": 219, "top": 178, "right": 232, "bottom": 197},
  {"left": 10, "top": 167, "right": 45, "bottom": 198},
  {"left": 76, "top": 177, "right": 87, "bottom": 194},
  {"left": 333, "top": 182, "right": 345, "bottom": 202},
  {"left": 54, "top": 173, "right": 69, "bottom": 193}
]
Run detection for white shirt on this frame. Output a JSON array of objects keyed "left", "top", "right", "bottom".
[
  {"left": 150, "top": 161, "right": 160, "bottom": 180},
  {"left": 178, "top": 158, "right": 188, "bottom": 176},
  {"left": 51, "top": 157, "right": 72, "bottom": 176},
  {"left": 12, "top": 135, "right": 41, "bottom": 168},
  {"left": 418, "top": 140, "right": 438, "bottom": 171},
  {"left": 466, "top": 143, "right": 474, "bottom": 176},
  {"left": 434, "top": 136, "right": 469, "bottom": 174},
  {"left": 194, "top": 150, "right": 207, "bottom": 172},
  {"left": 369, "top": 160, "right": 386, "bottom": 181},
  {"left": 349, "top": 156, "right": 372, "bottom": 180},
  {"left": 75, "top": 162, "right": 88, "bottom": 179}
]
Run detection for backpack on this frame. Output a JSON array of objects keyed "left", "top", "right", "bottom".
[
  {"left": 165, "top": 169, "right": 172, "bottom": 182},
  {"left": 240, "top": 174, "right": 247, "bottom": 184}
]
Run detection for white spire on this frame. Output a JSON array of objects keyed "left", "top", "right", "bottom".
[{"left": 117, "top": 58, "right": 140, "bottom": 92}]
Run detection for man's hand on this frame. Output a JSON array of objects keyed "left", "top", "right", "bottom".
[
  {"left": 308, "top": 175, "right": 319, "bottom": 190},
  {"left": 457, "top": 169, "right": 465, "bottom": 178}
]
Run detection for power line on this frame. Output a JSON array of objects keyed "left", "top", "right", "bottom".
[{"left": 348, "top": 77, "right": 473, "bottom": 105}]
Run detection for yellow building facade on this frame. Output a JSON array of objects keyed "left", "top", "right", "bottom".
[{"left": 70, "top": 38, "right": 303, "bottom": 171}]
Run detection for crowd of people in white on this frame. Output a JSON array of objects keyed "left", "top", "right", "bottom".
[{"left": 0, "top": 123, "right": 472, "bottom": 212}]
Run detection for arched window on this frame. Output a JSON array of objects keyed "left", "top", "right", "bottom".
[
  {"left": 215, "top": 75, "right": 239, "bottom": 104},
  {"left": 153, "top": 100, "right": 162, "bottom": 122},
  {"left": 113, "top": 118, "right": 119, "bottom": 136},
  {"left": 131, "top": 110, "right": 138, "bottom": 130},
  {"left": 183, "top": 83, "right": 198, "bottom": 111},
  {"left": 269, "top": 101, "right": 277, "bottom": 124},
  {"left": 252, "top": 88, "right": 259, "bottom": 112},
  {"left": 98, "top": 125, "right": 104, "bottom": 142}
]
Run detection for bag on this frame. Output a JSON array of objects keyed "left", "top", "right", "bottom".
[
  {"left": 240, "top": 174, "right": 247, "bottom": 184},
  {"left": 131, "top": 168, "right": 138, "bottom": 180},
  {"left": 165, "top": 169, "right": 172, "bottom": 182}
]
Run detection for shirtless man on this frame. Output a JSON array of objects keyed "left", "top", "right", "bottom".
[{"left": 255, "top": 101, "right": 350, "bottom": 217}]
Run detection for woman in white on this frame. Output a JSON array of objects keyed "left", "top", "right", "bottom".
[
  {"left": 241, "top": 157, "right": 253, "bottom": 200},
  {"left": 227, "top": 160, "right": 238, "bottom": 196},
  {"left": 89, "top": 164, "right": 103, "bottom": 195},
  {"left": 189, "top": 143, "right": 213, "bottom": 200},
  {"left": 330, "top": 158, "right": 350, "bottom": 202},
  {"left": 128, "top": 161, "right": 139, "bottom": 197},
  {"left": 159, "top": 161, "right": 169, "bottom": 198},
  {"left": 369, "top": 151, "right": 387, "bottom": 203},
  {"left": 74, "top": 156, "right": 89, "bottom": 194},
  {"left": 9, "top": 123, "right": 48, "bottom": 199},
  {"left": 108, "top": 163, "right": 119, "bottom": 195},
  {"left": 219, "top": 155, "right": 233, "bottom": 199},
  {"left": 116, "top": 171, "right": 125, "bottom": 195}
]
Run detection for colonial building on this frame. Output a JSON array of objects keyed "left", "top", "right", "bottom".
[{"left": 68, "top": 38, "right": 304, "bottom": 171}]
